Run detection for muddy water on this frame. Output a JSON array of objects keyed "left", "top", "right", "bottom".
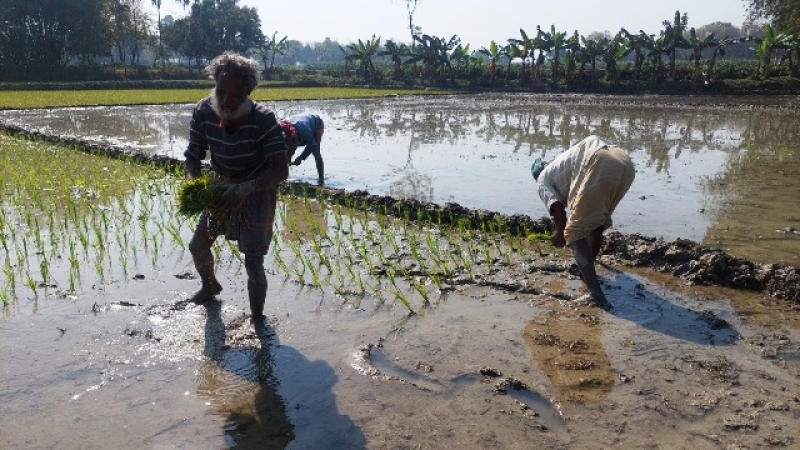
[
  {"left": 2, "top": 94, "right": 800, "bottom": 449},
  {"left": 3, "top": 93, "right": 800, "bottom": 264}
]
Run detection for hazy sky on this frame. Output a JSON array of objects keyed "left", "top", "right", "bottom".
[{"left": 149, "top": 0, "right": 751, "bottom": 48}]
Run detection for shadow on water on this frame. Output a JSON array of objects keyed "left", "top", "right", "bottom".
[
  {"left": 602, "top": 270, "right": 740, "bottom": 345},
  {"left": 198, "top": 301, "right": 366, "bottom": 449}
]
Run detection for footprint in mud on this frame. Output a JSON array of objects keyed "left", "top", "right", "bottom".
[{"left": 351, "top": 344, "right": 568, "bottom": 433}]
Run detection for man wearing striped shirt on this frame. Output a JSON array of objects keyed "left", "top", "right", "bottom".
[{"left": 184, "top": 52, "right": 289, "bottom": 324}]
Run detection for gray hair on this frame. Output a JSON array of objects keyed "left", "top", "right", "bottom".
[{"left": 205, "top": 52, "right": 261, "bottom": 92}]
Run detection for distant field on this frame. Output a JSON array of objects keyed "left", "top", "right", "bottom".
[{"left": 0, "top": 86, "right": 441, "bottom": 109}]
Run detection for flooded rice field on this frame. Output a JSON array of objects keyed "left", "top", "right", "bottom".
[
  {"left": 1, "top": 93, "right": 800, "bottom": 449},
  {"left": 3, "top": 93, "right": 800, "bottom": 264}
]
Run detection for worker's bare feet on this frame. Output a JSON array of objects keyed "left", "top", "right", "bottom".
[
  {"left": 190, "top": 282, "right": 222, "bottom": 303},
  {"left": 574, "top": 293, "right": 612, "bottom": 311}
]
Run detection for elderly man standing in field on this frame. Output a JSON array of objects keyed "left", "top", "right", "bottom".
[
  {"left": 184, "top": 52, "right": 289, "bottom": 323},
  {"left": 532, "top": 135, "right": 635, "bottom": 310}
]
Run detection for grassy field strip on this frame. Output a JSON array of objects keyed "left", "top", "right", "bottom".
[{"left": 0, "top": 87, "right": 441, "bottom": 109}]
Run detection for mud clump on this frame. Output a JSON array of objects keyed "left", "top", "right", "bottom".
[{"left": 603, "top": 232, "right": 800, "bottom": 304}]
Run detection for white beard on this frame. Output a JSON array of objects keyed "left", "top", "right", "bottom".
[{"left": 209, "top": 88, "right": 253, "bottom": 121}]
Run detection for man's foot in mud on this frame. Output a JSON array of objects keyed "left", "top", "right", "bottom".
[
  {"left": 574, "top": 293, "right": 612, "bottom": 311},
  {"left": 190, "top": 282, "right": 223, "bottom": 303}
]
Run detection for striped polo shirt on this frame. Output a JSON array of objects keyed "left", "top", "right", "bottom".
[{"left": 185, "top": 98, "right": 287, "bottom": 181}]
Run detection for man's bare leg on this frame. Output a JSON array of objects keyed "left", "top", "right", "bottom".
[
  {"left": 188, "top": 226, "right": 222, "bottom": 302},
  {"left": 587, "top": 226, "right": 605, "bottom": 261},
  {"left": 245, "top": 254, "right": 267, "bottom": 322},
  {"left": 569, "top": 238, "right": 609, "bottom": 309}
]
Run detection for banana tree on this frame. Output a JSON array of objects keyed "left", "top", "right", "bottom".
[
  {"left": 449, "top": 42, "right": 471, "bottom": 82},
  {"left": 663, "top": 11, "right": 690, "bottom": 80},
  {"left": 533, "top": 26, "right": 552, "bottom": 81},
  {"left": 547, "top": 25, "right": 568, "bottom": 83},
  {"left": 781, "top": 34, "right": 800, "bottom": 78},
  {"left": 379, "top": 39, "right": 410, "bottom": 81},
  {"left": 643, "top": 32, "right": 667, "bottom": 81},
  {"left": 563, "top": 31, "right": 582, "bottom": 84},
  {"left": 405, "top": 34, "right": 451, "bottom": 84},
  {"left": 580, "top": 36, "right": 605, "bottom": 85},
  {"left": 686, "top": 28, "right": 718, "bottom": 80},
  {"left": 265, "top": 32, "right": 287, "bottom": 70},
  {"left": 346, "top": 35, "right": 382, "bottom": 84},
  {"left": 620, "top": 28, "right": 648, "bottom": 80},
  {"left": 479, "top": 40, "right": 504, "bottom": 79},
  {"left": 502, "top": 42, "right": 520, "bottom": 79},
  {"left": 753, "top": 23, "right": 786, "bottom": 79},
  {"left": 602, "top": 34, "right": 629, "bottom": 84},
  {"left": 509, "top": 29, "right": 535, "bottom": 81}
]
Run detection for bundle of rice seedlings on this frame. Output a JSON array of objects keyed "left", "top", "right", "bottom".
[{"left": 176, "top": 173, "right": 225, "bottom": 217}]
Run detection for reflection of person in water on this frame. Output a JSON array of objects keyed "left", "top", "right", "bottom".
[
  {"left": 532, "top": 135, "right": 635, "bottom": 309},
  {"left": 197, "top": 302, "right": 366, "bottom": 448},
  {"left": 184, "top": 52, "right": 289, "bottom": 323},
  {"left": 279, "top": 113, "right": 325, "bottom": 185},
  {"left": 198, "top": 302, "right": 294, "bottom": 447}
]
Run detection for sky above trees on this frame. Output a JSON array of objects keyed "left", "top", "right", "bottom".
[{"left": 149, "top": 0, "right": 750, "bottom": 47}]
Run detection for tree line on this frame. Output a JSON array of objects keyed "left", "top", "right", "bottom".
[{"left": 1, "top": 0, "right": 799, "bottom": 87}]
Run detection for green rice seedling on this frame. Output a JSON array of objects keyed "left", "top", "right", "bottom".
[
  {"left": 3, "top": 257, "right": 16, "bottom": 299},
  {"left": 176, "top": 173, "right": 225, "bottom": 217},
  {"left": 26, "top": 275, "right": 37, "bottom": 299}
]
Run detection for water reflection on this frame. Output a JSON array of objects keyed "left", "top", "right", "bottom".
[
  {"left": 3, "top": 94, "right": 800, "bottom": 263},
  {"left": 198, "top": 301, "right": 294, "bottom": 448},
  {"left": 196, "top": 300, "right": 366, "bottom": 449}
]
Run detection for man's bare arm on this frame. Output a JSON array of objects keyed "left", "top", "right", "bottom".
[{"left": 549, "top": 201, "right": 567, "bottom": 248}]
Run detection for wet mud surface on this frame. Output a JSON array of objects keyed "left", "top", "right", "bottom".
[
  {"left": 2, "top": 94, "right": 800, "bottom": 449},
  {"left": 2, "top": 247, "right": 798, "bottom": 449}
]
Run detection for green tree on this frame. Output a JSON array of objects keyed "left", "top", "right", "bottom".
[
  {"left": 546, "top": 25, "right": 568, "bottom": 83},
  {"left": 479, "top": 40, "right": 504, "bottom": 79},
  {"left": 380, "top": 39, "right": 411, "bottom": 80},
  {"left": 0, "top": 0, "right": 114, "bottom": 80},
  {"left": 109, "top": 0, "right": 151, "bottom": 68},
  {"left": 663, "top": 11, "right": 690, "bottom": 80},
  {"left": 161, "top": 0, "right": 264, "bottom": 64},
  {"left": 509, "top": 29, "right": 535, "bottom": 81},
  {"left": 686, "top": 28, "right": 718, "bottom": 80},
  {"left": 753, "top": 23, "right": 786, "bottom": 79},
  {"left": 346, "top": 35, "right": 382, "bottom": 83},
  {"left": 746, "top": 0, "right": 800, "bottom": 34}
]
